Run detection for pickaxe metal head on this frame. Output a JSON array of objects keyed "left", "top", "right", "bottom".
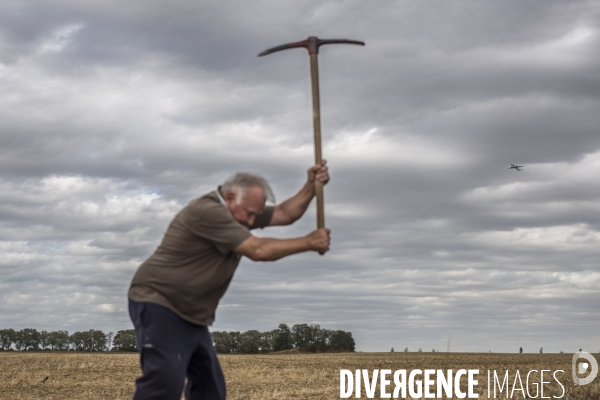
[{"left": 258, "top": 36, "right": 364, "bottom": 56}]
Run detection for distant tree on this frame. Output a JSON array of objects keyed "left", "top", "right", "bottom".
[
  {"left": 13, "top": 331, "right": 25, "bottom": 351},
  {"left": 540, "top": 347, "right": 543, "bottom": 354},
  {"left": 307, "top": 325, "right": 321, "bottom": 352},
  {"left": 330, "top": 331, "right": 355, "bottom": 352},
  {"left": 391, "top": 347, "right": 394, "bottom": 352},
  {"left": 404, "top": 347, "right": 408, "bottom": 352},
  {"left": 418, "top": 348, "right": 422, "bottom": 353},
  {"left": 47, "top": 331, "right": 57, "bottom": 350},
  {"left": 290, "top": 324, "right": 330, "bottom": 352},
  {"left": 520, "top": 347, "right": 523, "bottom": 354},
  {"left": 88, "top": 330, "right": 107, "bottom": 351},
  {"left": 15, "top": 328, "right": 41, "bottom": 351},
  {"left": 0, "top": 329, "right": 16, "bottom": 350},
  {"left": 112, "top": 329, "right": 137, "bottom": 352},
  {"left": 228, "top": 331, "right": 241, "bottom": 353},
  {"left": 237, "top": 330, "right": 261, "bottom": 354},
  {"left": 259, "top": 330, "right": 274, "bottom": 353},
  {"left": 272, "top": 324, "right": 293, "bottom": 352},
  {"left": 38, "top": 331, "right": 50, "bottom": 350},
  {"left": 26, "top": 328, "right": 42, "bottom": 351},
  {"left": 315, "top": 328, "right": 333, "bottom": 352},
  {"left": 106, "top": 332, "right": 114, "bottom": 351},
  {"left": 50, "top": 331, "right": 70, "bottom": 351},
  {"left": 69, "top": 331, "right": 87, "bottom": 351},
  {"left": 292, "top": 324, "right": 311, "bottom": 350},
  {"left": 211, "top": 331, "right": 234, "bottom": 354}
]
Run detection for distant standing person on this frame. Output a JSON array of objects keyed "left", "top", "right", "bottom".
[{"left": 128, "top": 161, "right": 330, "bottom": 400}]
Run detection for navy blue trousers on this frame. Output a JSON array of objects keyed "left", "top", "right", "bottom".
[{"left": 129, "top": 300, "right": 226, "bottom": 400}]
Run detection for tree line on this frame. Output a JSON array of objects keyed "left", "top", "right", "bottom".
[
  {"left": 0, "top": 324, "right": 355, "bottom": 354},
  {"left": 211, "top": 324, "right": 355, "bottom": 354},
  {"left": 0, "top": 328, "right": 137, "bottom": 352}
]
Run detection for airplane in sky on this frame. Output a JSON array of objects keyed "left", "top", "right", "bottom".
[{"left": 509, "top": 164, "right": 524, "bottom": 171}]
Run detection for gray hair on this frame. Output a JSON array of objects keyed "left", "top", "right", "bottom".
[{"left": 221, "top": 173, "right": 275, "bottom": 204}]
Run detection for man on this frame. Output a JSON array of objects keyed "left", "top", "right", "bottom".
[{"left": 128, "top": 161, "right": 330, "bottom": 400}]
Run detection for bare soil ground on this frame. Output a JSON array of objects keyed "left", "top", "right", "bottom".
[{"left": 0, "top": 352, "right": 598, "bottom": 399}]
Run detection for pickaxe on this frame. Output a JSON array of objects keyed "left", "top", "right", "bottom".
[{"left": 258, "top": 36, "right": 364, "bottom": 229}]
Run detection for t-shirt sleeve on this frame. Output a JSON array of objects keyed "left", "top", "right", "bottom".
[
  {"left": 185, "top": 204, "right": 251, "bottom": 255},
  {"left": 250, "top": 205, "right": 274, "bottom": 230}
]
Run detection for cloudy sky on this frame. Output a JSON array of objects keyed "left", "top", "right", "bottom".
[{"left": 1, "top": 0, "right": 599, "bottom": 353}]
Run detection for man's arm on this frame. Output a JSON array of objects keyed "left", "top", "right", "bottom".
[
  {"left": 269, "top": 160, "right": 329, "bottom": 226},
  {"left": 234, "top": 228, "right": 330, "bottom": 261}
]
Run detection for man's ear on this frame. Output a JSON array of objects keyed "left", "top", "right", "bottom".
[{"left": 223, "top": 191, "right": 237, "bottom": 205}]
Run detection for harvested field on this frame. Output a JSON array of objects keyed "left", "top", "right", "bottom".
[{"left": 0, "top": 351, "right": 598, "bottom": 399}]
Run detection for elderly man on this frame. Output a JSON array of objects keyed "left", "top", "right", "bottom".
[{"left": 127, "top": 161, "right": 330, "bottom": 400}]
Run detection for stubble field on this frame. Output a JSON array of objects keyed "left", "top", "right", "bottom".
[{"left": 0, "top": 352, "right": 598, "bottom": 399}]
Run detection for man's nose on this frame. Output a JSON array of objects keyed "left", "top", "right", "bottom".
[{"left": 247, "top": 215, "right": 255, "bottom": 226}]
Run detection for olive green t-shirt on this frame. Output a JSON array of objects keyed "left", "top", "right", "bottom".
[{"left": 128, "top": 190, "right": 274, "bottom": 326}]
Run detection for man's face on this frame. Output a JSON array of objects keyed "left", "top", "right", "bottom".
[{"left": 224, "top": 186, "right": 266, "bottom": 228}]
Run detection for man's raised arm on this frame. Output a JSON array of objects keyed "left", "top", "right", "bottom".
[
  {"left": 269, "top": 160, "right": 329, "bottom": 226},
  {"left": 234, "top": 229, "right": 330, "bottom": 261}
]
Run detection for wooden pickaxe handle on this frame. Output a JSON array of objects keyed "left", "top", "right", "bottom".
[
  {"left": 259, "top": 37, "right": 365, "bottom": 229},
  {"left": 310, "top": 52, "right": 325, "bottom": 229}
]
